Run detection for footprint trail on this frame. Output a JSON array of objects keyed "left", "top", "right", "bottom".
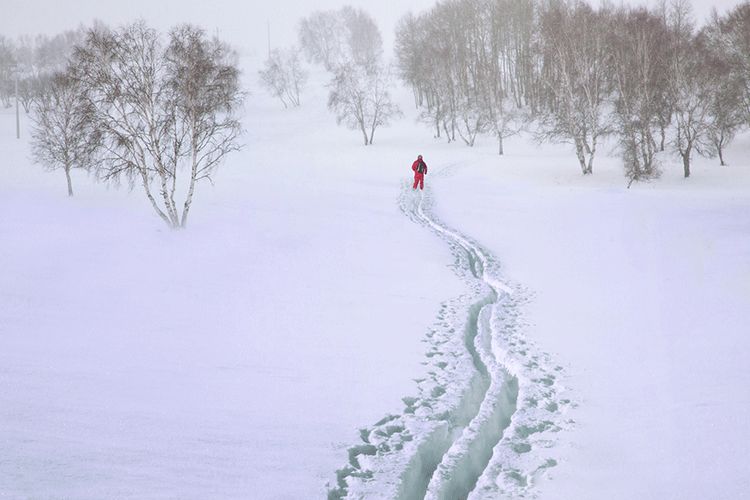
[{"left": 328, "top": 180, "right": 574, "bottom": 499}]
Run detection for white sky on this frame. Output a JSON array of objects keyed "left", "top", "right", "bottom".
[
  {"left": 0, "top": 0, "right": 743, "bottom": 56},
  {"left": 0, "top": 0, "right": 437, "bottom": 56}
]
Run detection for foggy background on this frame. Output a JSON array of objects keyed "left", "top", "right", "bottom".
[
  {"left": 1, "top": 0, "right": 742, "bottom": 56},
  {"left": 0, "top": 0, "right": 436, "bottom": 56}
]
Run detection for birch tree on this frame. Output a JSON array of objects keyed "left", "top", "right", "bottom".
[
  {"left": 303, "top": 6, "right": 400, "bottom": 145},
  {"left": 165, "top": 24, "right": 243, "bottom": 227},
  {"left": 608, "top": 7, "right": 670, "bottom": 185},
  {"left": 667, "top": 0, "right": 714, "bottom": 178},
  {"left": 702, "top": 8, "right": 748, "bottom": 165},
  {"left": 30, "top": 72, "right": 100, "bottom": 196},
  {"left": 711, "top": 3, "right": 750, "bottom": 127},
  {"left": 298, "top": 7, "right": 382, "bottom": 72},
  {"left": 259, "top": 48, "right": 308, "bottom": 108},
  {"left": 0, "top": 36, "right": 15, "bottom": 109},
  {"left": 71, "top": 22, "right": 243, "bottom": 229},
  {"left": 705, "top": 77, "right": 744, "bottom": 166},
  {"left": 537, "top": 1, "right": 613, "bottom": 175},
  {"left": 328, "top": 63, "right": 401, "bottom": 145},
  {"left": 670, "top": 48, "right": 714, "bottom": 178}
]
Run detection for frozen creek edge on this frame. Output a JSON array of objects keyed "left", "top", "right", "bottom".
[{"left": 327, "top": 181, "right": 575, "bottom": 500}]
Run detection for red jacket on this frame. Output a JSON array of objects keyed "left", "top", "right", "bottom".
[{"left": 412, "top": 158, "right": 428, "bottom": 175}]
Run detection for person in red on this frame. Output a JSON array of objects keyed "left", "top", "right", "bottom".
[{"left": 412, "top": 154, "right": 428, "bottom": 190}]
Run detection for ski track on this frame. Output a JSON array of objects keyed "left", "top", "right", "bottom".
[{"left": 328, "top": 177, "right": 575, "bottom": 500}]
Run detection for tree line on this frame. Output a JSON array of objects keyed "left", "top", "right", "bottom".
[
  {"left": 0, "top": 29, "right": 86, "bottom": 112},
  {"left": 5, "top": 2, "right": 749, "bottom": 228},
  {"left": 394, "top": 0, "right": 750, "bottom": 182}
]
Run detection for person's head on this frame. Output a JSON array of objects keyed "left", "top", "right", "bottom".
[{"left": 418, "top": 155, "right": 423, "bottom": 160}]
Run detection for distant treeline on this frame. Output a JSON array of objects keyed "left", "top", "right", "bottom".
[
  {"left": 0, "top": 29, "right": 85, "bottom": 113},
  {"left": 395, "top": 0, "right": 750, "bottom": 181}
]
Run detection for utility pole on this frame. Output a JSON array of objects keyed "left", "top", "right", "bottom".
[{"left": 15, "top": 68, "right": 20, "bottom": 139}]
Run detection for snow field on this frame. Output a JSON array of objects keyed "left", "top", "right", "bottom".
[
  {"left": 0, "top": 78, "right": 466, "bottom": 498},
  {"left": 330, "top": 181, "right": 573, "bottom": 499},
  {"left": 1, "top": 51, "right": 749, "bottom": 499},
  {"left": 430, "top": 133, "right": 750, "bottom": 500}
]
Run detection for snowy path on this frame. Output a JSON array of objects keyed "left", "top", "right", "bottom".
[{"left": 328, "top": 177, "right": 575, "bottom": 499}]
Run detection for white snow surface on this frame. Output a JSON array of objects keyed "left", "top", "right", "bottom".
[
  {"left": 430, "top": 138, "right": 750, "bottom": 499},
  {"left": 1, "top": 59, "right": 750, "bottom": 500}
]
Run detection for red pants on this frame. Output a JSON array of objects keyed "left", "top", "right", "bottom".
[{"left": 413, "top": 173, "right": 424, "bottom": 190}]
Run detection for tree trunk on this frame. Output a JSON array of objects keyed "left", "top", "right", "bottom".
[
  {"left": 586, "top": 139, "right": 597, "bottom": 175},
  {"left": 152, "top": 132, "right": 179, "bottom": 227},
  {"left": 140, "top": 171, "right": 174, "bottom": 228},
  {"left": 159, "top": 172, "right": 179, "bottom": 227},
  {"left": 181, "top": 132, "right": 200, "bottom": 228},
  {"left": 65, "top": 164, "right": 73, "bottom": 197},
  {"left": 574, "top": 139, "right": 589, "bottom": 175},
  {"left": 498, "top": 135, "right": 504, "bottom": 156},
  {"left": 682, "top": 150, "right": 691, "bottom": 178},
  {"left": 718, "top": 145, "right": 726, "bottom": 166},
  {"left": 369, "top": 116, "right": 377, "bottom": 145},
  {"left": 659, "top": 125, "right": 666, "bottom": 152},
  {"left": 360, "top": 122, "right": 369, "bottom": 146}
]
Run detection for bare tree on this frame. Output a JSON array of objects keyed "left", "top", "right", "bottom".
[
  {"left": 608, "top": 7, "right": 670, "bottom": 185},
  {"left": 17, "top": 77, "right": 35, "bottom": 112},
  {"left": 0, "top": 36, "right": 16, "bottom": 109},
  {"left": 485, "top": 98, "right": 526, "bottom": 155},
  {"left": 298, "top": 10, "right": 344, "bottom": 71},
  {"left": 396, "top": 7, "right": 458, "bottom": 142},
  {"left": 339, "top": 6, "right": 383, "bottom": 70},
  {"left": 165, "top": 24, "right": 243, "bottom": 228},
  {"left": 302, "top": 6, "right": 400, "bottom": 145},
  {"left": 298, "top": 7, "right": 382, "bottom": 72},
  {"left": 709, "top": 3, "right": 750, "bottom": 127},
  {"left": 706, "top": 79, "right": 744, "bottom": 166},
  {"left": 30, "top": 72, "right": 100, "bottom": 196},
  {"left": 71, "top": 22, "right": 243, "bottom": 229},
  {"left": 258, "top": 47, "right": 308, "bottom": 108},
  {"left": 702, "top": 7, "right": 748, "bottom": 165},
  {"left": 394, "top": 0, "right": 543, "bottom": 153},
  {"left": 455, "top": 99, "right": 487, "bottom": 147},
  {"left": 538, "top": 1, "right": 613, "bottom": 175},
  {"left": 666, "top": 0, "right": 714, "bottom": 178},
  {"left": 670, "top": 52, "right": 714, "bottom": 178},
  {"left": 7, "top": 29, "right": 87, "bottom": 114},
  {"left": 328, "top": 63, "right": 401, "bottom": 145}
]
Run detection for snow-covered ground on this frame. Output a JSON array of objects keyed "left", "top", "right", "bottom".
[
  {"left": 431, "top": 137, "right": 750, "bottom": 499},
  {"left": 1, "top": 57, "right": 749, "bottom": 500},
  {"left": 435, "top": 135, "right": 750, "bottom": 498}
]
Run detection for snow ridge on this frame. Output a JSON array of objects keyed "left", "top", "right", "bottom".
[{"left": 327, "top": 181, "right": 574, "bottom": 499}]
